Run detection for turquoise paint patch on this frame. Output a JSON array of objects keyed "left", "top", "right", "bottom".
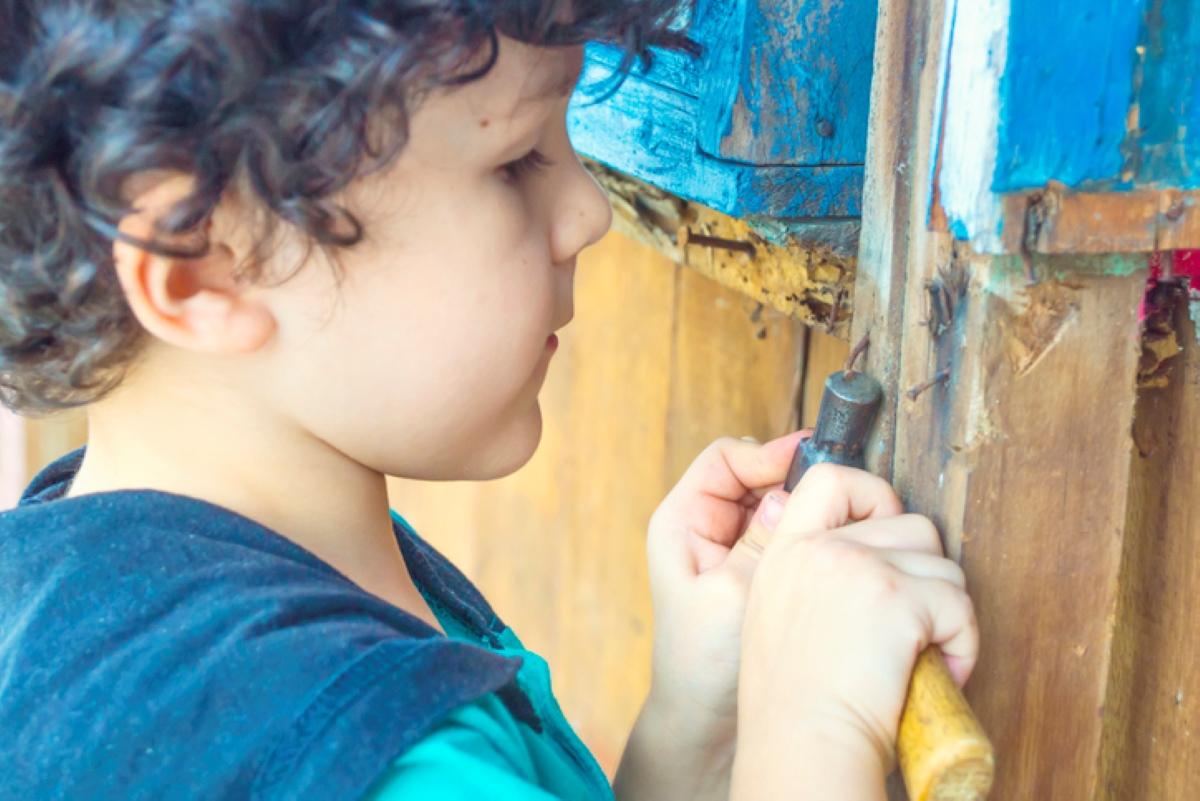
[{"left": 982, "top": 253, "right": 1146, "bottom": 294}]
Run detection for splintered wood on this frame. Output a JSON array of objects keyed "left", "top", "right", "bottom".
[{"left": 585, "top": 161, "right": 857, "bottom": 337}]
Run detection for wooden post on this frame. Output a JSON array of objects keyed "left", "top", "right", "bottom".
[{"left": 855, "top": 0, "right": 1154, "bottom": 797}]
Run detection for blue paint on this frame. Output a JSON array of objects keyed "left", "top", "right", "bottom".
[
  {"left": 697, "top": 0, "right": 877, "bottom": 166},
  {"left": 568, "top": 0, "right": 876, "bottom": 219},
  {"left": 569, "top": 54, "right": 863, "bottom": 217},
  {"left": 1129, "top": 0, "right": 1200, "bottom": 185},
  {"left": 994, "top": 0, "right": 1145, "bottom": 191},
  {"left": 993, "top": 0, "right": 1200, "bottom": 192}
]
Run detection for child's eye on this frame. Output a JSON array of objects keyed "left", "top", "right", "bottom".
[{"left": 500, "top": 149, "right": 552, "bottom": 182}]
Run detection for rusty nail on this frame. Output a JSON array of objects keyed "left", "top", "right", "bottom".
[
  {"left": 844, "top": 331, "right": 871, "bottom": 378},
  {"left": 906, "top": 367, "right": 951, "bottom": 401},
  {"left": 678, "top": 226, "right": 757, "bottom": 257},
  {"left": 826, "top": 289, "right": 843, "bottom": 332},
  {"left": 1166, "top": 202, "right": 1186, "bottom": 222},
  {"left": 816, "top": 119, "right": 835, "bottom": 138}
]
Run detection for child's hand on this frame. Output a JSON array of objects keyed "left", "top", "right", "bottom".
[
  {"left": 624, "top": 432, "right": 848, "bottom": 801},
  {"left": 730, "top": 464, "right": 980, "bottom": 799}
]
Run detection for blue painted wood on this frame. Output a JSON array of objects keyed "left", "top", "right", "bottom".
[
  {"left": 1132, "top": 0, "right": 1200, "bottom": 186},
  {"left": 696, "top": 0, "right": 878, "bottom": 166},
  {"left": 993, "top": 0, "right": 1200, "bottom": 192},
  {"left": 569, "top": 55, "right": 863, "bottom": 217},
  {"left": 569, "top": 55, "right": 863, "bottom": 218},
  {"left": 994, "top": 0, "right": 1144, "bottom": 191},
  {"left": 567, "top": 0, "right": 877, "bottom": 219}
]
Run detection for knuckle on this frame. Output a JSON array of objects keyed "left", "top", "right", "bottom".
[
  {"left": 798, "top": 461, "right": 848, "bottom": 491},
  {"left": 706, "top": 568, "right": 748, "bottom": 601},
  {"left": 906, "top": 514, "right": 944, "bottom": 553}
]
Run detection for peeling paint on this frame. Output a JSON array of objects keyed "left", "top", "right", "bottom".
[
  {"left": 982, "top": 254, "right": 1144, "bottom": 296},
  {"left": 586, "top": 161, "right": 857, "bottom": 332}
]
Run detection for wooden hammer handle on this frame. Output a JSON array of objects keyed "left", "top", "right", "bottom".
[{"left": 897, "top": 646, "right": 994, "bottom": 800}]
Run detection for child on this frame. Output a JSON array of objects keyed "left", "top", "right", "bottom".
[{"left": 0, "top": 1, "right": 978, "bottom": 799}]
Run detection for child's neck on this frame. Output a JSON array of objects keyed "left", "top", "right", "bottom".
[{"left": 66, "top": 376, "right": 445, "bottom": 635}]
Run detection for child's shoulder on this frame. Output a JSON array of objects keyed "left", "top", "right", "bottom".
[{"left": 0, "top": 450, "right": 521, "bottom": 800}]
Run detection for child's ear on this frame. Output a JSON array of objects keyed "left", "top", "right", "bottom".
[{"left": 112, "top": 174, "right": 276, "bottom": 355}]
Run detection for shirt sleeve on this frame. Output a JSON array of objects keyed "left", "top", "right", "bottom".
[{"left": 361, "top": 694, "right": 562, "bottom": 801}]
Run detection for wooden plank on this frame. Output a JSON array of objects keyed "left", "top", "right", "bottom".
[
  {"left": 588, "top": 161, "right": 857, "bottom": 334},
  {"left": 994, "top": 187, "right": 1200, "bottom": 255},
  {"left": 1099, "top": 290, "right": 1200, "bottom": 800},
  {"left": 664, "top": 265, "right": 806, "bottom": 485},
  {"left": 800, "top": 329, "right": 850, "bottom": 429},
  {"left": 568, "top": 54, "right": 865, "bottom": 218},
  {"left": 940, "top": 267, "right": 1144, "bottom": 799},
  {"left": 697, "top": 0, "right": 877, "bottom": 166},
  {"left": 850, "top": 0, "right": 949, "bottom": 480},
  {"left": 936, "top": 1, "right": 1200, "bottom": 255},
  {"left": 995, "top": 0, "right": 1143, "bottom": 190},
  {"left": 857, "top": 0, "right": 1154, "bottom": 796}
]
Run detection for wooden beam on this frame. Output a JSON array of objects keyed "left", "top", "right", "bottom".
[
  {"left": 587, "top": 161, "right": 857, "bottom": 337},
  {"left": 855, "top": 0, "right": 1155, "bottom": 797}
]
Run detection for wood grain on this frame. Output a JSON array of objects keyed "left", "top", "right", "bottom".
[
  {"left": 1099, "top": 293, "right": 1200, "bottom": 800},
  {"left": 854, "top": 0, "right": 1166, "bottom": 797}
]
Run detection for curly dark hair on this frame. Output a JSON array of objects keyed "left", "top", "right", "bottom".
[{"left": 0, "top": 0, "right": 691, "bottom": 415}]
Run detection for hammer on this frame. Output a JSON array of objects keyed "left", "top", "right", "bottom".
[{"left": 785, "top": 368, "right": 994, "bottom": 801}]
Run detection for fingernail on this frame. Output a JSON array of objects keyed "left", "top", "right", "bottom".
[{"left": 759, "top": 492, "right": 785, "bottom": 532}]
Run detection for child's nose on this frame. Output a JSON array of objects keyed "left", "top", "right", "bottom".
[{"left": 549, "top": 160, "right": 613, "bottom": 265}]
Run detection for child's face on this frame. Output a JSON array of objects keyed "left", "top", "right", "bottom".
[{"left": 236, "top": 37, "right": 610, "bottom": 481}]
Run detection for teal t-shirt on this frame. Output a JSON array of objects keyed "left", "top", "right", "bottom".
[{"left": 364, "top": 516, "right": 616, "bottom": 800}]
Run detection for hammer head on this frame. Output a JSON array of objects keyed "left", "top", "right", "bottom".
[{"left": 784, "top": 370, "right": 883, "bottom": 491}]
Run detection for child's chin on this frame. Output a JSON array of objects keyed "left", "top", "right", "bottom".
[{"left": 467, "top": 405, "right": 545, "bottom": 480}]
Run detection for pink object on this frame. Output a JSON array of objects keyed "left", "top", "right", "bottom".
[{"left": 1141, "top": 250, "right": 1200, "bottom": 322}]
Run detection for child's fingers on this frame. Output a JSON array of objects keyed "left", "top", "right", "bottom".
[
  {"left": 875, "top": 550, "right": 965, "bottom": 589},
  {"left": 725, "top": 490, "right": 787, "bottom": 576},
  {"left": 773, "top": 463, "right": 904, "bottom": 542},
  {"left": 903, "top": 575, "right": 980, "bottom": 687},
  {"left": 665, "top": 432, "right": 809, "bottom": 507},
  {"left": 819, "top": 514, "right": 945, "bottom": 556}
]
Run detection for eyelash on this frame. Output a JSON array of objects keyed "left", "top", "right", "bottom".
[{"left": 501, "top": 149, "right": 552, "bottom": 182}]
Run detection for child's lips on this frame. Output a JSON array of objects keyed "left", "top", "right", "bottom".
[{"left": 546, "top": 333, "right": 559, "bottom": 351}]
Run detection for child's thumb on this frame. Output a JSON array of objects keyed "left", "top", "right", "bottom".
[{"left": 725, "top": 491, "right": 788, "bottom": 577}]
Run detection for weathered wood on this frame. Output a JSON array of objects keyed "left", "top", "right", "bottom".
[
  {"left": 800, "top": 329, "right": 850, "bottom": 428},
  {"left": 588, "top": 161, "right": 857, "bottom": 335},
  {"left": 991, "top": 187, "right": 1200, "bottom": 255},
  {"left": 856, "top": 0, "right": 1158, "bottom": 797},
  {"left": 567, "top": 0, "right": 877, "bottom": 218},
  {"left": 1099, "top": 289, "right": 1200, "bottom": 800},
  {"left": 936, "top": 0, "right": 1200, "bottom": 255}
]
